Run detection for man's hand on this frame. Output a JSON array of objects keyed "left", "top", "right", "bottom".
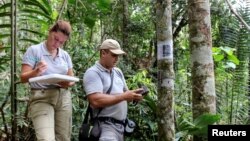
[{"left": 123, "top": 89, "right": 143, "bottom": 102}]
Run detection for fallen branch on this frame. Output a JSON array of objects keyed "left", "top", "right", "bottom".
[{"left": 225, "top": 0, "right": 250, "bottom": 31}]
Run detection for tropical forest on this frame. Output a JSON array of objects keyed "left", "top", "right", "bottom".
[{"left": 0, "top": 0, "right": 249, "bottom": 141}]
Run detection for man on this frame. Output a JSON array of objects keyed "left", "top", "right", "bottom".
[{"left": 83, "top": 39, "right": 143, "bottom": 141}]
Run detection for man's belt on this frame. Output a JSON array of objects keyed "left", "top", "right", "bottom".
[{"left": 98, "top": 117, "right": 125, "bottom": 125}]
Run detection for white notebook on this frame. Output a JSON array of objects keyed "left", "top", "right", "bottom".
[{"left": 29, "top": 74, "right": 79, "bottom": 83}]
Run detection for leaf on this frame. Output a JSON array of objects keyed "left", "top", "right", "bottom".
[
  {"left": 41, "top": 0, "right": 52, "bottom": 13},
  {"left": 0, "top": 34, "right": 11, "bottom": 39},
  {"left": 227, "top": 54, "right": 239, "bottom": 65},
  {"left": 0, "top": 24, "right": 11, "bottom": 28},
  {"left": 193, "top": 114, "right": 220, "bottom": 126},
  {"left": 19, "top": 15, "right": 50, "bottom": 25},
  {"left": 213, "top": 54, "right": 224, "bottom": 62},
  {"left": 175, "top": 131, "right": 188, "bottom": 141},
  {"left": 97, "top": 0, "right": 111, "bottom": 12},
  {"left": 0, "top": 2, "right": 11, "bottom": 10},
  {"left": 224, "top": 62, "right": 236, "bottom": 69},
  {"left": 220, "top": 46, "right": 234, "bottom": 55},
  {"left": 68, "top": 0, "right": 76, "bottom": 4},
  {"left": 84, "top": 17, "right": 96, "bottom": 28},
  {"left": 20, "top": 0, "right": 50, "bottom": 15},
  {"left": 187, "top": 114, "right": 220, "bottom": 136},
  {"left": 0, "top": 65, "right": 6, "bottom": 71},
  {"left": 19, "top": 38, "right": 40, "bottom": 44},
  {"left": 19, "top": 28, "right": 46, "bottom": 37},
  {"left": 20, "top": 9, "right": 52, "bottom": 21},
  {"left": 178, "top": 119, "right": 195, "bottom": 131},
  {"left": 212, "top": 47, "right": 221, "bottom": 54},
  {"left": 144, "top": 96, "right": 157, "bottom": 113},
  {"left": 0, "top": 12, "right": 11, "bottom": 17},
  {"left": 51, "top": 10, "right": 58, "bottom": 21}
]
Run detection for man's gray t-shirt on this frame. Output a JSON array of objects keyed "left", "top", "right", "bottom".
[
  {"left": 83, "top": 61, "right": 128, "bottom": 121},
  {"left": 22, "top": 42, "right": 73, "bottom": 89}
]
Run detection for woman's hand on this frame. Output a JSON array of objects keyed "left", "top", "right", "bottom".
[
  {"left": 35, "top": 60, "right": 48, "bottom": 75},
  {"left": 57, "top": 81, "right": 75, "bottom": 88}
]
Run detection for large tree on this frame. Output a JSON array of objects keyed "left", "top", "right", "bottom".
[
  {"left": 188, "top": 0, "right": 216, "bottom": 140},
  {"left": 156, "top": 0, "right": 175, "bottom": 140}
]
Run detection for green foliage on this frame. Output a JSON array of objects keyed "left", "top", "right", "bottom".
[
  {"left": 20, "top": 0, "right": 52, "bottom": 15},
  {"left": 0, "top": 0, "right": 249, "bottom": 140},
  {"left": 176, "top": 114, "right": 221, "bottom": 141},
  {"left": 83, "top": 17, "right": 96, "bottom": 29},
  {"left": 212, "top": 46, "right": 240, "bottom": 69},
  {"left": 0, "top": 2, "right": 11, "bottom": 73},
  {"left": 0, "top": 2, "right": 11, "bottom": 41},
  {"left": 18, "top": 0, "right": 55, "bottom": 45},
  {"left": 0, "top": 2, "right": 11, "bottom": 10},
  {"left": 126, "top": 70, "right": 158, "bottom": 141},
  {"left": 0, "top": 49, "right": 10, "bottom": 72},
  {"left": 67, "top": 41, "right": 99, "bottom": 141},
  {"left": 213, "top": 0, "right": 250, "bottom": 125},
  {"left": 67, "top": 0, "right": 112, "bottom": 29},
  {"left": 96, "top": 0, "right": 112, "bottom": 13}
]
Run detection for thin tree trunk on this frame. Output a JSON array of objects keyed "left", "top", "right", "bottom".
[
  {"left": 248, "top": 61, "right": 250, "bottom": 124},
  {"left": 188, "top": 0, "right": 216, "bottom": 140},
  {"left": 57, "top": 0, "right": 68, "bottom": 20},
  {"left": 11, "top": 0, "right": 17, "bottom": 140},
  {"left": 122, "top": 0, "right": 129, "bottom": 50},
  {"left": 120, "top": 0, "right": 131, "bottom": 70},
  {"left": 156, "top": 0, "right": 175, "bottom": 141}
]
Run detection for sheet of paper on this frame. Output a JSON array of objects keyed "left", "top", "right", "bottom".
[{"left": 29, "top": 74, "right": 79, "bottom": 83}]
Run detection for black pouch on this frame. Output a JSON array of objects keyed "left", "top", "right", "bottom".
[
  {"left": 78, "top": 123, "right": 92, "bottom": 140},
  {"left": 124, "top": 118, "right": 136, "bottom": 136},
  {"left": 79, "top": 120, "right": 101, "bottom": 141},
  {"left": 79, "top": 102, "right": 100, "bottom": 141},
  {"left": 90, "top": 120, "right": 101, "bottom": 139}
]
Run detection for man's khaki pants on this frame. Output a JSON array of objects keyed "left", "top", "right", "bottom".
[{"left": 29, "top": 88, "right": 72, "bottom": 141}]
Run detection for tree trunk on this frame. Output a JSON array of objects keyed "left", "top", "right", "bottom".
[
  {"left": 11, "top": 0, "right": 17, "bottom": 140},
  {"left": 248, "top": 61, "right": 250, "bottom": 124},
  {"left": 156, "top": 0, "right": 175, "bottom": 141},
  {"left": 122, "top": 0, "right": 129, "bottom": 50},
  {"left": 188, "top": 0, "right": 216, "bottom": 140}
]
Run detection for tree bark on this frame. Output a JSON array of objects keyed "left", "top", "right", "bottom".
[
  {"left": 188, "top": 0, "right": 216, "bottom": 140},
  {"left": 156, "top": 0, "right": 175, "bottom": 141},
  {"left": 122, "top": 0, "right": 129, "bottom": 50}
]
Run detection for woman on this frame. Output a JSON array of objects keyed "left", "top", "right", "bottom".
[{"left": 20, "top": 20, "right": 74, "bottom": 141}]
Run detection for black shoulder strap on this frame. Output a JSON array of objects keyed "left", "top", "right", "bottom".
[
  {"left": 106, "top": 70, "right": 114, "bottom": 94},
  {"left": 84, "top": 70, "right": 114, "bottom": 123},
  {"left": 95, "top": 71, "right": 114, "bottom": 116},
  {"left": 83, "top": 103, "right": 91, "bottom": 123}
]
